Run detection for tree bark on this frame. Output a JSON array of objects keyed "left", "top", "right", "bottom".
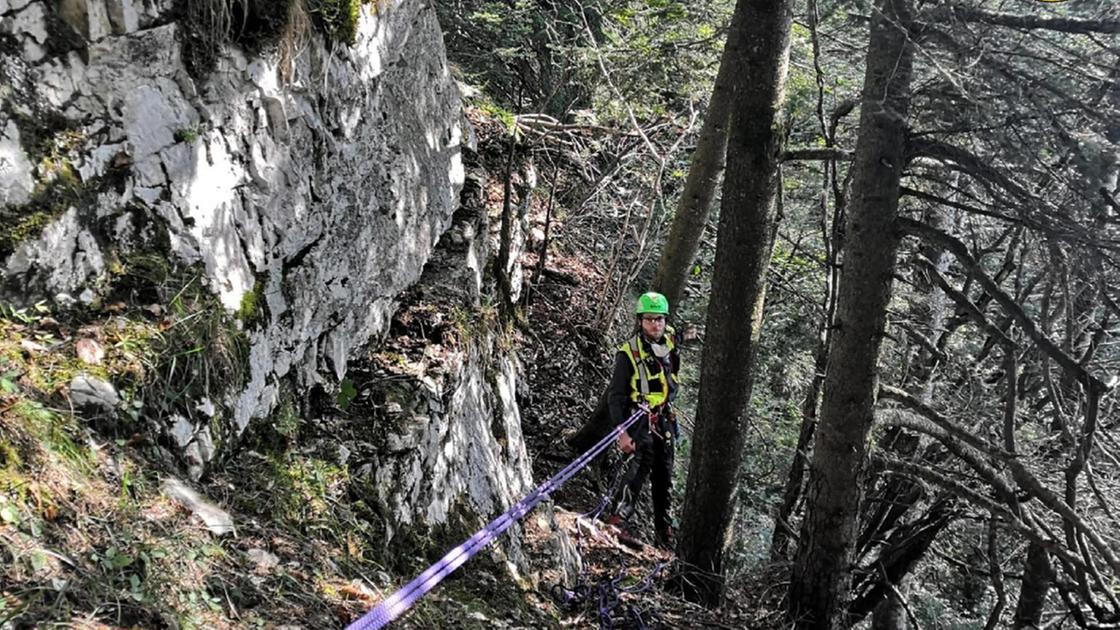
[
  {"left": 1013, "top": 541, "right": 1054, "bottom": 630},
  {"left": 649, "top": 7, "right": 741, "bottom": 313},
  {"left": 676, "top": 0, "right": 793, "bottom": 606},
  {"left": 846, "top": 200, "right": 955, "bottom": 609},
  {"left": 788, "top": 0, "right": 915, "bottom": 627},
  {"left": 871, "top": 577, "right": 908, "bottom": 630}
]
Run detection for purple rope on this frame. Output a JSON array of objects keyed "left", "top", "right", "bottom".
[
  {"left": 579, "top": 453, "right": 631, "bottom": 521},
  {"left": 621, "top": 561, "right": 667, "bottom": 595},
  {"left": 595, "top": 561, "right": 668, "bottom": 628},
  {"left": 345, "top": 407, "right": 647, "bottom": 630}
]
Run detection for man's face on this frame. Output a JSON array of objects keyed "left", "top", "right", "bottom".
[{"left": 640, "top": 314, "right": 666, "bottom": 340}]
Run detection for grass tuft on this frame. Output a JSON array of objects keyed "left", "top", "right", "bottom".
[{"left": 182, "top": 0, "right": 393, "bottom": 78}]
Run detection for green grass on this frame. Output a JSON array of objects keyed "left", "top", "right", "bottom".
[{"left": 0, "top": 303, "right": 386, "bottom": 628}]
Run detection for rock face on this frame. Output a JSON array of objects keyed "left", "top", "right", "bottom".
[
  {"left": 0, "top": 0, "right": 465, "bottom": 440},
  {"left": 368, "top": 347, "right": 536, "bottom": 566},
  {"left": 0, "top": 0, "right": 574, "bottom": 595},
  {"left": 298, "top": 154, "right": 563, "bottom": 585}
]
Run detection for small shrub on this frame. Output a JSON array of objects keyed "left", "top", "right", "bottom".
[
  {"left": 141, "top": 273, "right": 248, "bottom": 425},
  {"left": 172, "top": 126, "right": 200, "bottom": 143}
]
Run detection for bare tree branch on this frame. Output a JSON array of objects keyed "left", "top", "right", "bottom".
[
  {"left": 929, "top": 6, "right": 1120, "bottom": 35},
  {"left": 876, "top": 407, "right": 1017, "bottom": 501},
  {"left": 874, "top": 457, "right": 1089, "bottom": 576},
  {"left": 908, "top": 139, "right": 1035, "bottom": 203},
  {"left": 915, "top": 255, "right": 1017, "bottom": 350},
  {"left": 899, "top": 218, "right": 1110, "bottom": 394},
  {"left": 984, "top": 517, "right": 1007, "bottom": 630},
  {"left": 782, "top": 147, "right": 854, "bottom": 161}
]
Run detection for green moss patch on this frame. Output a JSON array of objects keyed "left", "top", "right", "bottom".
[
  {"left": 307, "top": 0, "right": 361, "bottom": 44},
  {"left": 0, "top": 162, "right": 86, "bottom": 260},
  {"left": 236, "top": 275, "right": 268, "bottom": 329}
]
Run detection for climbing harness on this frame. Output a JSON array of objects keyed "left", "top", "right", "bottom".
[
  {"left": 648, "top": 410, "right": 665, "bottom": 440},
  {"left": 344, "top": 406, "right": 648, "bottom": 630}
]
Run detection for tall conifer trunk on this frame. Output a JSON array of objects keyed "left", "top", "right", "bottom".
[
  {"left": 676, "top": 0, "right": 793, "bottom": 605},
  {"left": 788, "top": 0, "right": 915, "bottom": 626},
  {"left": 650, "top": 8, "right": 742, "bottom": 312},
  {"left": 1014, "top": 542, "right": 1053, "bottom": 629}
]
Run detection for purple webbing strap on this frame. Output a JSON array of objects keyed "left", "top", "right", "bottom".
[{"left": 345, "top": 408, "right": 647, "bottom": 630}]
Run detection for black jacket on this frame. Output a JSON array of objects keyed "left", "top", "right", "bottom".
[{"left": 607, "top": 331, "right": 681, "bottom": 435}]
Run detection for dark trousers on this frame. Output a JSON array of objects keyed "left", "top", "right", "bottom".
[{"left": 613, "top": 414, "right": 674, "bottom": 534}]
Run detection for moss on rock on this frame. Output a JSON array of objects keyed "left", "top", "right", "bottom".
[
  {"left": 308, "top": 0, "right": 362, "bottom": 44},
  {"left": 0, "top": 114, "right": 92, "bottom": 260},
  {"left": 0, "top": 160, "right": 87, "bottom": 260},
  {"left": 236, "top": 274, "right": 269, "bottom": 329}
]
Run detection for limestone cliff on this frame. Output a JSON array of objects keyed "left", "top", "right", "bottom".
[
  {"left": 0, "top": 0, "right": 552, "bottom": 546},
  {"left": 2, "top": 0, "right": 465, "bottom": 446}
]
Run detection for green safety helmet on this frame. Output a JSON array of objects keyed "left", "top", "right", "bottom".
[{"left": 635, "top": 292, "right": 669, "bottom": 315}]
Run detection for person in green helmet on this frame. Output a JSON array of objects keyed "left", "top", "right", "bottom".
[{"left": 604, "top": 291, "right": 682, "bottom": 549}]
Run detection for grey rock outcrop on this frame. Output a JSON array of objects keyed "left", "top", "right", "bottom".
[
  {"left": 0, "top": 121, "right": 34, "bottom": 206},
  {"left": 340, "top": 322, "right": 542, "bottom": 582},
  {"left": 343, "top": 165, "right": 552, "bottom": 582},
  {"left": 161, "top": 477, "right": 235, "bottom": 536},
  {"left": 372, "top": 354, "right": 533, "bottom": 529},
  {"left": 1, "top": 0, "right": 570, "bottom": 601},
  {"left": 7, "top": 207, "right": 106, "bottom": 295},
  {"left": 1, "top": 1, "right": 465, "bottom": 458}
]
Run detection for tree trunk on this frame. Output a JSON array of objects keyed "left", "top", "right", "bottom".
[
  {"left": 769, "top": 192, "right": 842, "bottom": 561},
  {"left": 845, "top": 202, "right": 955, "bottom": 609},
  {"left": 1013, "top": 541, "right": 1053, "bottom": 629},
  {"left": 788, "top": 0, "right": 915, "bottom": 627},
  {"left": 871, "top": 577, "right": 908, "bottom": 630},
  {"left": 676, "top": 0, "right": 793, "bottom": 606},
  {"left": 649, "top": 7, "right": 742, "bottom": 312}
]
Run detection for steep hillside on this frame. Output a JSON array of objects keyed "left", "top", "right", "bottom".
[{"left": 0, "top": 1, "right": 583, "bottom": 628}]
